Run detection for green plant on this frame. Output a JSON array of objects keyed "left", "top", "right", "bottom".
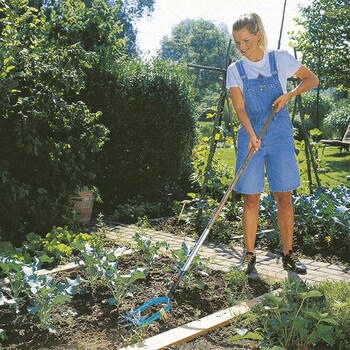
[
  {"left": 291, "top": 91, "right": 333, "bottom": 136},
  {"left": 260, "top": 185, "right": 350, "bottom": 262},
  {"left": 120, "top": 323, "right": 149, "bottom": 346},
  {"left": 111, "top": 199, "right": 164, "bottom": 224},
  {"left": 72, "top": 242, "right": 105, "bottom": 289},
  {"left": 136, "top": 216, "right": 151, "bottom": 229},
  {"left": 102, "top": 260, "right": 146, "bottom": 312},
  {"left": 73, "top": 242, "right": 146, "bottom": 311},
  {"left": 224, "top": 266, "right": 250, "bottom": 305},
  {"left": 26, "top": 274, "right": 81, "bottom": 332},
  {"left": 0, "top": 0, "right": 111, "bottom": 242},
  {"left": 84, "top": 58, "right": 196, "bottom": 206},
  {"left": 0, "top": 257, "right": 41, "bottom": 313},
  {"left": 23, "top": 227, "right": 99, "bottom": 265},
  {"left": 229, "top": 328, "right": 263, "bottom": 349},
  {"left": 322, "top": 98, "right": 350, "bottom": 139},
  {"left": 0, "top": 328, "right": 7, "bottom": 341},
  {"left": 133, "top": 232, "right": 168, "bottom": 272},
  {"left": 315, "top": 280, "right": 350, "bottom": 349},
  {"left": 258, "top": 280, "right": 338, "bottom": 349},
  {"left": 169, "top": 242, "right": 208, "bottom": 289}
]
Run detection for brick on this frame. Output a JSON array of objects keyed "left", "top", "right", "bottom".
[
  {"left": 328, "top": 264, "right": 348, "bottom": 272},
  {"left": 316, "top": 268, "right": 345, "bottom": 275},
  {"left": 309, "top": 261, "right": 330, "bottom": 268}
]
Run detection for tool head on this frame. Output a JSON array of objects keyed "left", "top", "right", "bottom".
[{"left": 124, "top": 296, "right": 171, "bottom": 326}]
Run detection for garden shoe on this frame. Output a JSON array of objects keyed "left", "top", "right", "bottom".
[
  {"left": 282, "top": 250, "right": 307, "bottom": 274},
  {"left": 238, "top": 252, "right": 256, "bottom": 274}
]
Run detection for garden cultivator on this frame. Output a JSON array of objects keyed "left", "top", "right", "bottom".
[{"left": 125, "top": 105, "right": 278, "bottom": 326}]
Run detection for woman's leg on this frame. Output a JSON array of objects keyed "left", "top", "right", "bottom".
[
  {"left": 242, "top": 193, "right": 261, "bottom": 252},
  {"left": 274, "top": 191, "right": 307, "bottom": 274},
  {"left": 273, "top": 191, "right": 293, "bottom": 255}
]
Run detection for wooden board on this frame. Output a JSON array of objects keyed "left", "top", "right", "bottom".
[{"left": 120, "top": 293, "right": 270, "bottom": 350}]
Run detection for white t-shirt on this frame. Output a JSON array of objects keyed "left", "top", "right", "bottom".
[{"left": 226, "top": 50, "right": 301, "bottom": 94}]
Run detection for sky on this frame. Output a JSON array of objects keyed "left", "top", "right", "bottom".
[{"left": 135, "top": 0, "right": 311, "bottom": 58}]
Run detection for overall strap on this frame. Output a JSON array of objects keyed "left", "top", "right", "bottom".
[
  {"left": 236, "top": 60, "right": 247, "bottom": 80},
  {"left": 268, "top": 51, "right": 278, "bottom": 76}
]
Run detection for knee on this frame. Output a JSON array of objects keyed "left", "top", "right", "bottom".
[
  {"left": 244, "top": 194, "right": 260, "bottom": 210},
  {"left": 274, "top": 193, "right": 292, "bottom": 210}
]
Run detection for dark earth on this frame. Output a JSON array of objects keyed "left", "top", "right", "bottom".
[{"left": 0, "top": 252, "right": 273, "bottom": 350}]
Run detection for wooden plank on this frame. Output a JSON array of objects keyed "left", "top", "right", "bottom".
[{"left": 120, "top": 293, "right": 271, "bottom": 350}]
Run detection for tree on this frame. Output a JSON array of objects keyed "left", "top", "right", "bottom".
[
  {"left": 116, "top": 0, "right": 155, "bottom": 55},
  {"left": 0, "top": 0, "right": 116, "bottom": 242},
  {"left": 159, "top": 19, "right": 237, "bottom": 106},
  {"left": 28, "top": 0, "right": 155, "bottom": 56},
  {"left": 291, "top": 0, "right": 350, "bottom": 90}
]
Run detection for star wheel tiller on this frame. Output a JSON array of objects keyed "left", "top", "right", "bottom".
[{"left": 125, "top": 105, "right": 278, "bottom": 326}]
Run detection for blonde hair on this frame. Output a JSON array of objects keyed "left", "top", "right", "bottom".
[{"left": 232, "top": 13, "right": 268, "bottom": 52}]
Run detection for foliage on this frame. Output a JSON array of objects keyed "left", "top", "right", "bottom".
[
  {"left": 225, "top": 266, "right": 250, "bottom": 305},
  {"left": 111, "top": 198, "right": 164, "bottom": 223},
  {"left": 30, "top": 0, "right": 125, "bottom": 62},
  {"left": 180, "top": 134, "right": 243, "bottom": 242},
  {"left": 315, "top": 280, "right": 350, "bottom": 348},
  {"left": 168, "top": 242, "right": 208, "bottom": 289},
  {"left": 159, "top": 19, "right": 237, "bottom": 105},
  {"left": 83, "top": 58, "right": 196, "bottom": 206},
  {"left": 0, "top": 328, "right": 7, "bottom": 341},
  {"left": 321, "top": 98, "right": 350, "bottom": 139},
  {"left": 74, "top": 0, "right": 156, "bottom": 56},
  {"left": 292, "top": 91, "right": 333, "bottom": 136},
  {"left": 132, "top": 232, "right": 168, "bottom": 272},
  {"left": 114, "top": 0, "right": 155, "bottom": 56},
  {"left": 229, "top": 328, "right": 263, "bottom": 348},
  {"left": 0, "top": 0, "right": 111, "bottom": 242},
  {"left": 290, "top": 0, "right": 350, "bottom": 90},
  {"left": 0, "top": 254, "right": 81, "bottom": 332},
  {"left": 179, "top": 192, "right": 242, "bottom": 244},
  {"left": 72, "top": 242, "right": 146, "bottom": 309},
  {"left": 258, "top": 280, "right": 338, "bottom": 349},
  {"left": 0, "top": 227, "right": 99, "bottom": 276},
  {"left": 260, "top": 185, "right": 350, "bottom": 262},
  {"left": 0, "top": 257, "right": 41, "bottom": 313},
  {"left": 26, "top": 274, "right": 81, "bottom": 332}
]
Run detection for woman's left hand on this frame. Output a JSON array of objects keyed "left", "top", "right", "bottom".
[{"left": 272, "top": 92, "right": 292, "bottom": 112}]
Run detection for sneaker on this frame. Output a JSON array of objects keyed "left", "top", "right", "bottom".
[
  {"left": 282, "top": 250, "right": 307, "bottom": 274},
  {"left": 238, "top": 252, "right": 256, "bottom": 274}
]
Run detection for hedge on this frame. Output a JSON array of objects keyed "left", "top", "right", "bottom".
[{"left": 82, "top": 59, "right": 196, "bottom": 207}]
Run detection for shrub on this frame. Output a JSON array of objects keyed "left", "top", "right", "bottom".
[
  {"left": 260, "top": 185, "right": 350, "bottom": 262},
  {"left": 321, "top": 98, "right": 350, "bottom": 139},
  {"left": 82, "top": 59, "right": 196, "bottom": 207},
  {"left": 0, "top": 0, "right": 113, "bottom": 243},
  {"left": 292, "top": 91, "right": 333, "bottom": 139}
]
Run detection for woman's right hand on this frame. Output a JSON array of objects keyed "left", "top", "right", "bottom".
[{"left": 248, "top": 134, "right": 261, "bottom": 153}]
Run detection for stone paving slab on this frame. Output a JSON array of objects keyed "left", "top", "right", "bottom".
[{"left": 106, "top": 224, "right": 350, "bottom": 284}]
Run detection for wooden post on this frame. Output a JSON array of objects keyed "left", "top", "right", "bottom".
[
  {"left": 293, "top": 49, "right": 321, "bottom": 190},
  {"left": 296, "top": 94, "right": 321, "bottom": 189}
]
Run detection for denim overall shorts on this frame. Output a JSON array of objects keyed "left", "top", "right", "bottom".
[{"left": 234, "top": 51, "right": 300, "bottom": 194}]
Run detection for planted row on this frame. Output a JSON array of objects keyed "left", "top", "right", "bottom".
[{"left": 0, "top": 229, "right": 209, "bottom": 343}]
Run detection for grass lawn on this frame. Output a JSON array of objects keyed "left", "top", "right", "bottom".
[{"left": 212, "top": 143, "right": 350, "bottom": 192}]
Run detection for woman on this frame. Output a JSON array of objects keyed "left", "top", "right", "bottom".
[{"left": 226, "top": 13, "right": 319, "bottom": 274}]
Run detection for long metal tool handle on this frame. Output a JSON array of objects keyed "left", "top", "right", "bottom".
[{"left": 168, "top": 105, "right": 278, "bottom": 298}]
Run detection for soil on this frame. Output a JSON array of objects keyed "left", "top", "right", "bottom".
[{"left": 0, "top": 252, "right": 272, "bottom": 350}]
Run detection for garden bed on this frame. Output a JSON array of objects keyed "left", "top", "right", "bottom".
[{"left": 0, "top": 253, "right": 273, "bottom": 350}]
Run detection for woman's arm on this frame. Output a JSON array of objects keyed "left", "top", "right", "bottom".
[
  {"left": 273, "top": 65, "right": 319, "bottom": 112},
  {"left": 229, "top": 87, "right": 261, "bottom": 152}
]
